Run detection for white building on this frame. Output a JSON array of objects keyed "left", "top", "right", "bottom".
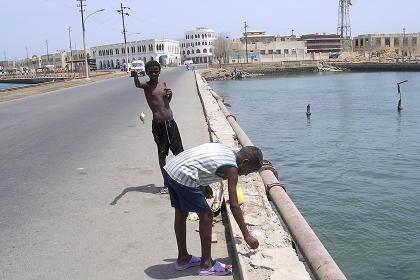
[
  {"left": 228, "top": 31, "right": 328, "bottom": 63},
  {"left": 181, "top": 27, "right": 215, "bottom": 64},
  {"left": 91, "top": 39, "right": 180, "bottom": 70}
]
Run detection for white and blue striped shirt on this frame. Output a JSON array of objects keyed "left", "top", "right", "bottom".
[{"left": 164, "top": 143, "right": 237, "bottom": 188}]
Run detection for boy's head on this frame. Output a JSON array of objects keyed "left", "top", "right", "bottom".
[
  {"left": 145, "top": 60, "right": 161, "bottom": 81},
  {"left": 144, "top": 60, "right": 160, "bottom": 74},
  {"left": 236, "top": 146, "right": 263, "bottom": 175}
]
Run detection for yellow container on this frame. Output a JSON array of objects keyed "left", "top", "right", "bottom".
[{"left": 236, "top": 184, "right": 245, "bottom": 205}]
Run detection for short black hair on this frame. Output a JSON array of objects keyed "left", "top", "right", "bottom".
[
  {"left": 145, "top": 60, "right": 161, "bottom": 73},
  {"left": 238, "top": 146, "right": 263, "bottom": 169}
]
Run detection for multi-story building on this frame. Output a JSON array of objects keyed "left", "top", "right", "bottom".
[
  {"left": 301, "top": 34, "right": 342, "bottom": 54},
  {"left": 353, "top": 33, "right": 420, "bottom": 57},
  {"left": 91, "top": 39, "right": 180, "bottom": 70},
  {"left": 181, "top": 27, "right": 215, "bottom": 64},
  {"left": 229, "top": 31, "right": 323, "bottom": 63}
]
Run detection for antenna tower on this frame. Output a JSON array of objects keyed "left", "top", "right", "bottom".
[{"left": 337, "top": 0, "right": 352, "bottom": 38}]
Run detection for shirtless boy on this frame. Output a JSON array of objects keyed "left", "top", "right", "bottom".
[{"left": 132, "top": 61, "right": 184, "bottom": 194}]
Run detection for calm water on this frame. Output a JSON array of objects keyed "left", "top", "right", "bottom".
[
  {"left": 210, "top": 72, "right": 420, "bottom": 280},
  {"left": 0, "top": 83, "right": 30, "bottom": 90}
]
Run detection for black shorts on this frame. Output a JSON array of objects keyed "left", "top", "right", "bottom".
[{"left": 152, "top": 119, "right": 184, "bottom": 156}]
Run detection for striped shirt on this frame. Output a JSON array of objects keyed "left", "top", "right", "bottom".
[{"left": 164, "top": 143, "right": 237, "bottom": 188}]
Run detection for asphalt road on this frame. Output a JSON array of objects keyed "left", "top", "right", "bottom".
[{"left": 0, "top": 67, "right": 233, "bottom": 279}]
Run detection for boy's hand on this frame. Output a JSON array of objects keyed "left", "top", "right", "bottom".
[
  {"left": 244, "top": 234, "right": 259, "bottom": 249},
  {"left": 203, "top": 185, "right": 213, "bottom": 199},
  {"left": 165, "top": 89, "right": 173, "bottom": 98},
  {"left": 131, "top": 70, "right": 138, "bottom": 77}
]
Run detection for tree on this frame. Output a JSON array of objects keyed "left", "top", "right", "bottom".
[{"left": 213, "top": 33, "right": 231, "bottom": 66}]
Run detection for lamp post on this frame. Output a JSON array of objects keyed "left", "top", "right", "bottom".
[
  {"left": 67, "top": 26, "right": 73, "bottom": 75},
  {"left": 78, "top": 2, "right": 105, "bottom": 80}
]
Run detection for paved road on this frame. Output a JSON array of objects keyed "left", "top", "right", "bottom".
[{"left": 0, "top": 67, "right": 233, "bottom": 279}]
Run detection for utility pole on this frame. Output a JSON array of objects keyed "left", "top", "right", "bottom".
[
  {"left": 402, "top": 27, "right": 406, "bottom": 58},
  {"left": 77, "top": 0, "right": 90, "bottom": 79},
  {"left": 46, "top": 40, "right": 49, "bottom": 66},
  {"left": 25, "top": 46, "right": 29, "bottom": 68},
  {"left": 67, "top": 26, "right": 73, "bottom": 74},
  {"left": 117, "top": 3, "right": 130, "bottom": 72},
  {"left": 244, "top": 21, "right": 249, "bottom": 63}
]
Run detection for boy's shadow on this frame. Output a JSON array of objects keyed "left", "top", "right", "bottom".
[
  {"left": 110, "top": 184, "right": 160, "bottom": 205},
  {"left": 144, "top": 259, "right": 196, "bottom": 279}
]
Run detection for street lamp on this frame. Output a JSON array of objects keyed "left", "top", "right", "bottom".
[{"left": 80, "top": 7, "right": 105, "bottom": 80}]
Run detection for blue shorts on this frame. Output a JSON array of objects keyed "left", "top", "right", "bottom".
[{"left": 163, "top": 171, "right": 210, "bottom": 213}]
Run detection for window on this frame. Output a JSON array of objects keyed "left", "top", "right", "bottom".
[
  {"left": 360, "top": 39, "right": 364, "bottom": 47},
  {"left": 355, "top": 40, "right": 359, "bottom": 47},
  {"left": 260, "top": 50, "right": 266, "bottom": 54},
  {"left": 268, "top": 50, "right": 273, "bottom": 54},
  {"left": 284, "top": 49, "right": 289, "bottom": 54},
  {"left": 394, "top": 38, "right": 400, "bottom": 47},
  {"left": 385, "top": 37, "right": 390, "bottom": 47},
  {"left": 292, "top": 49, "right": 296, "bottom": 54},
  {"left": 196, "top": 49, "right": 200, "bottom": 53},
  {"left": 376, "top": 38, "right": 381, "bottom": 47},
  {"left": 192, "top": 50, "right": 194, "bottom": 54},
  {"left": 412, "top": 37, "right": 417, "bottom": 47},
  {"left": 276, "top": 49, "right": 281, "bottom": 54}
]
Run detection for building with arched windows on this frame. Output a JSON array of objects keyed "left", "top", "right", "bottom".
[
  {"left": 181, "top": 27, "right": 215, "bottom": 64},
  {"left": 91, "top": 39, "right": 180, "bottom": 70}
]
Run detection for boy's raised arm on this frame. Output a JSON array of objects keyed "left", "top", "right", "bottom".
[
  {"left": 131, "top": 70, "right": 146, "bottom": 89},
  {"left": 224, "top": 166, "right": 259, "bottom": 249}
]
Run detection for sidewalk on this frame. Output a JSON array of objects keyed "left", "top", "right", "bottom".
[{"left": 115, "top": 67, "right": 236, "bottom": 279}]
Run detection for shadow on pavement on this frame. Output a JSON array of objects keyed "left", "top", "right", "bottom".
[
  {"left": 110, "top": 184, "right": 159, "bottom": 205},
  {"left": 144, "top": 259, "right": 197, "bottom": 279},
  {"left": 145, "top": 257, "right": 234, "bottom": 279}
]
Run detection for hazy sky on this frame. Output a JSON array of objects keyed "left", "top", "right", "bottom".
[{"left": 1, "top": 0, "right": 419, "bottom": 60}]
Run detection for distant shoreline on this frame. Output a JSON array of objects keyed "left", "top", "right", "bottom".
[{"left": 200, "top": 61, "right": 420, "bottom": 81}]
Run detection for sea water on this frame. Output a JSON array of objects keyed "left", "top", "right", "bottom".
[{"left": 210, "top": 71, "right": 420, "bottom": 280}]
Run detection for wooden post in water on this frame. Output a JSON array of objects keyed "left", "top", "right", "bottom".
[{"left": 397, "top": 80, "right": 408, "bottom": 111}]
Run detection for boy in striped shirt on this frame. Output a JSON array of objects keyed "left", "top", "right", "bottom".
[{"left": 163, "top": 142, "right": 263, "bottom": 276}]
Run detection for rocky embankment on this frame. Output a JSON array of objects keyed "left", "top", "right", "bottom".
[{"left": 199, "top": 62, "right": 324, "bottom": 81}]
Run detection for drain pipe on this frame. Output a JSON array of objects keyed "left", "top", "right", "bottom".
[{"left": 210, "top": 90, "right": 347, "bottom": 280}]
